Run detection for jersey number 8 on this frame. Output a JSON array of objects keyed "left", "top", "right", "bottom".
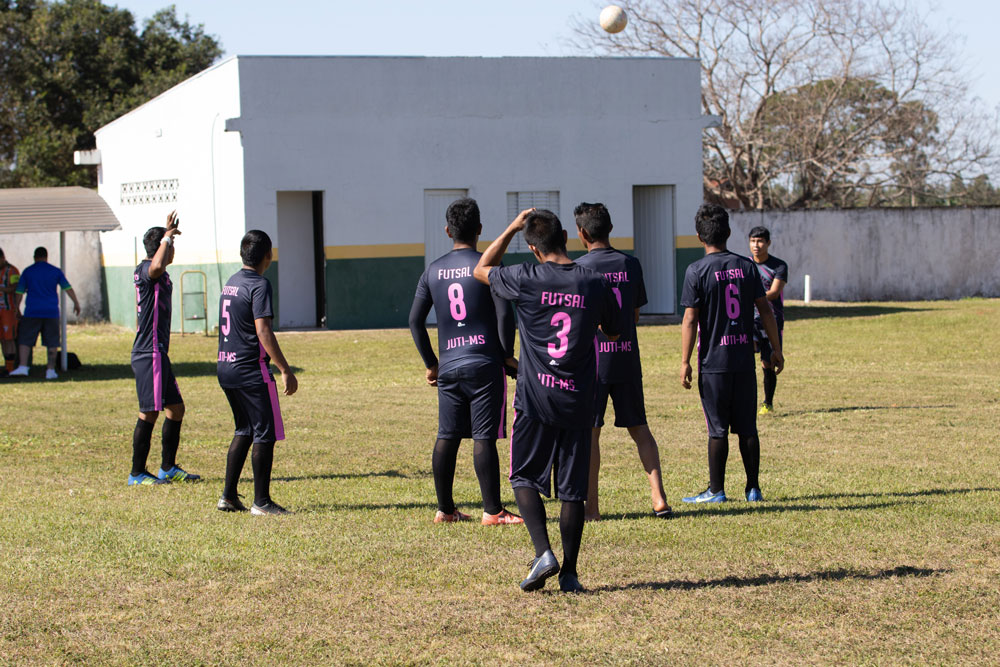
[{"left": 447, "top": 283, "right": 467, "bottom": 321}]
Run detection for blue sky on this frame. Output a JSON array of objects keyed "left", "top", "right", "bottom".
[{"left": 113, "top": 0, "right": 1000, "bottom": 112}]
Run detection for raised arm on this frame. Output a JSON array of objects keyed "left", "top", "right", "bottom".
[
  {"left": 255, "top": 316, "right": 298, "bottom": 395},
  {"left": 148, "top": 211, "right": 181, "bottom": 280},
  {"left": 473, "top": 208, "right": 534, "bottom": 285}
]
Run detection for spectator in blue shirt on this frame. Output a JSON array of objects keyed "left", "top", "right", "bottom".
[{"left": 9, "top": 247, "right": 80, "bottom": 380}]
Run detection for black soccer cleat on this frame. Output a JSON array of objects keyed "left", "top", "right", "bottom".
[
  {"left": 217, "top": 495, "right": 248, "bottom": 512},
  {"left": 520, "top": 549, "right": 559, "bottom": 592},
  {"left": 558, "top": 572, "right": 585, "bottom": 593}
]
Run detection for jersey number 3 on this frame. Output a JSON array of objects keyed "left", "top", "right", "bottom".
[{"left": 548, "top": 312, "right": 571, "bottom": 359}]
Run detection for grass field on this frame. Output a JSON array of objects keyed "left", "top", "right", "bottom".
[{"left": 1, "top": 299, "right": 998, "bottom": 664}]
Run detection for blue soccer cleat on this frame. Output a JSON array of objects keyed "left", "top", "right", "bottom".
[
  {"left": 746, "top": 488, "right": 764, "bottom": 502},
  {"left": 157, "top": 465, "right": 201, "bottom": 482},
  {"left": 681, "top": 488, "right": 727, "bottom": 503},
  {"left": 128, "top": 471, "right": 169, "bottom": 486}
]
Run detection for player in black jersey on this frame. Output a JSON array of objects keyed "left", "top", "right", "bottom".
[
  {"left": 475, "top": 208, "right": 619, "bottom": 593},
  {"left": 749, "top": 226, "right": 788, "bottom": 415},
  {"left": 128, "top": 211, "right": 200, "bottom": 486},
  {"left": 680, "top": 204, "right": 783, "bottom": 504},
  {"left": 408, "top": 197, "right": 522, "bottom": 526},
  {"left": 216, "top": 230, "right": 298, "bottom": 516},
  {"left": 573, "top": 203, "right": 671, "bottom": 520}
]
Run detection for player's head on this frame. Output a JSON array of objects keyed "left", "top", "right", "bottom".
[
  {"left": 142, "top": 226, "right": 168, "bottom": 259},
  {"left": 0, "top": 248, "right": 5, "bottom": 267},
  {"left": 694, "top": 204, "right": 730, "bottom": 247},
  {"left": 573, "top": 202, "right": 613, "bottom": 243},
  {"left": 33, "top": 247, "right": 47, "bottom": 261},
  {"left": 445, "top": 198, "right": 481, "bottom": 245},
  {"left": 240, "top": 230, "right": 273, "bottom": 271},
  {"left": 749, "top": 225, "right": 771, "bottom": 260},
  {"left": 523, "top": 209, "right": 568, "bottom": 259}
]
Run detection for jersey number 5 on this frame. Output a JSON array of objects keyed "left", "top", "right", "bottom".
[
  {"left": 221, "top": 298, "right": 231, "bottom": 335},
  {"left": 548, "top": 312, "right": 571, "bottom": 359},
  {"left": 447, "top": 283, "right": 467, "bottom": 321},
  {"left": 725, "top": 284, "right": 740, "bottom": 319}
]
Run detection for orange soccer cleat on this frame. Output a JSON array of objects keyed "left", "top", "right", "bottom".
[
  {"left": 481, "top": 509, "right": 524, "bottom": 526},
  {"left": 434, "top": 509, "right": 473, "bottom": 523}
]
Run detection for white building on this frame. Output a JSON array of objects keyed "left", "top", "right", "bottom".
[{"left": 95, "top": 56, "right": 707, "bottom": 330}]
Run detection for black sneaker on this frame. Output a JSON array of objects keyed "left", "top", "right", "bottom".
[
  {"left": 520, "top": 549, "right": 559, "bottom": 592},
  {"left": 250, "top": 500, "right": 291, "bottom": 516},
  {"left": 558, "top": 572, "right": 585, "bottom": 593},
  {"left": 217, "top": 495, "right": 248, "bottom": 512}
]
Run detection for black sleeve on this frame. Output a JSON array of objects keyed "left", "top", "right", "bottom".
[
  {"left": 599, "top": 278, "right": 622, "bottom": 338},
  {"left": 494, "top": 290, "right": 516, "bottom": 359},
  {"left": 408, "top": 274, "right": 437, "bottom": 368}
]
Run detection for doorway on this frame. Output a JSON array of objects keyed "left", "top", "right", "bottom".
[
  {"left": 276, "top": 190, "right": 326, "bottom": 328},
  {"left": 632, "top": 185, "right": 676, "bottom": 313}
]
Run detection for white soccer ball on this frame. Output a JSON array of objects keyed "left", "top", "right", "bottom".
[{"left": 600, "top": 5, "right": 628, "bottom": 34}]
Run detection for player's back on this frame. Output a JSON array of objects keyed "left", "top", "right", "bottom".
[
  {"left": 501, "top": 261, "right": 618, "bottom": 428},
  {"left": 421, "top": 248, "right": 505, "bottom": 373},
  {"left": 575, "top": 248, "right": 646, "bottom": 383},
  {"left": 681, "top": 251, "right": 764, "bottom": 373},
  {"left": 132, "top": 260, "right": 172, "bottom": 356},
  {"left": 217, "top": 269, "right": 272, "bottom": 388}
]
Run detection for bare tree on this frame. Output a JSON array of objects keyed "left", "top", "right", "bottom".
[{"left": 573, "top": 0, "right": 998, "bottom": 209}]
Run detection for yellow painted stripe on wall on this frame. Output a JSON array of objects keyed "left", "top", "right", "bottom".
[
  {"left": 325, "top": 243, "right": 424, "bottom": 260},
  {"left": 675, "top": 235, "right": 702, "bottom": 249}
]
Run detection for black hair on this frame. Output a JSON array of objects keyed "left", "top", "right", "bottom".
[
  {"left": 445, "top": 198, "right": 480, "bottom": 244},
  {"left": 143, "top": 227, "right": 167, "bottom": 258},
  {"left": 240, "top": 230, "right": 272, "bottom": 267},
  {"left": 0, "top": 248, "right": 5, "bottom": 258},
  {"left": 748, "top": 226, "right": 771, "bottom": 242},
  {"left": 33, "top": 246, "right": 47, "bottom": 260},
  {"left": 694, "top": 204, "right": 731, "bottom": 247},
  {"left": 523, "top": 209, "right": 566, "bottom": 255},
  {"left": 573, "top": 202, "right": 613, "bottom": 241}
]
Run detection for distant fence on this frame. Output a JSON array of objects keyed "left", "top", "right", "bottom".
[{"left": 728, "top": 207, "right": 1000, "bottom": 301}]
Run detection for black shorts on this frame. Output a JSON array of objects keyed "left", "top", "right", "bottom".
[
  {"left": 223, "top": 382, "right": 284, "bottom": 443},
  {"left": 437, "top": 362, "right": 507, "bottom": 440},
  {"left": 594, "top": 379, "right": 647, "bottom": 428},
  {"left": 17, "top": 317, "right": 59, "bottom": 348},
  {"left": 132, "top": 352, "right": 183, "bottom": 412},
  {"left": 509, "top": 412, "right": 590, "bottom": 502},
  {"left": 753, "top": 321, "right": 783, "bottom": 366},
  {"left": 698, "top": 371, "right": 757, "bottom": 438}
]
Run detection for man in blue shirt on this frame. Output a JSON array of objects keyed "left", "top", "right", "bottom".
[{"left": 10, "top": 247, "right": 80, "bottom": 380}]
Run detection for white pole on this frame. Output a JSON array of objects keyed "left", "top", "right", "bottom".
[
  {"left": 804, "top": 274, "right": 812, "bottom": 304},
  {"left": 60, "top": 231, "right": 67, "bottom": 372}
]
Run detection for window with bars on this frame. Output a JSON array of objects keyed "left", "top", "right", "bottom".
[
  {"left": 505, "top": 191, "right": 559, "bottom": 253},
  {"left": 120, "top": 179, "right": 179, "bottom": 206}
]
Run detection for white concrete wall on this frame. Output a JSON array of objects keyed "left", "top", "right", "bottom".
[
  {"left": 0, "top": 232, "right": 102, "bottom": 321},
  {"left": 231, "top": 56, "right": 704, "bottom": 246},
  {"left": 729, "top": 208, "right": 1000, "bottom": 300},
  {"left": 96, "top": 57, "right": 246, "bottom": 271}
]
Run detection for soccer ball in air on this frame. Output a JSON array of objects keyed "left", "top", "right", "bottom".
[{"left": 600, "top": 5, "right": 628, "bottom": 34}]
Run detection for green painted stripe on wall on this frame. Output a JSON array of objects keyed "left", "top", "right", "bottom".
[
  {"left": 675, "top": 247, "right": 704, "bottom": 309},
  {"left": 325, "top": 256, "right": 425, "bottom": 329},
  {"left": 102, "top": 262, "right": 241, "bottom": 332}
]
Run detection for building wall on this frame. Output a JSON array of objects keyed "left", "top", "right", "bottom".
[
  {"left": 95, "top": 58, "right": 246, "bottom": 332},
  {"left": 729, "top": 207, "right": 1000, "bottom": 300},
  {"left": 0, "top": 232, "right": 102, "bottom": 321},
  {"left": 231, "top": 57, "right": 705, "bottom": 327}
]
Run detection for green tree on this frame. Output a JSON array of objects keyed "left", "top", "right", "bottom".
[{"left": 0, "top": 0, "right": 222, "bottom": 188}]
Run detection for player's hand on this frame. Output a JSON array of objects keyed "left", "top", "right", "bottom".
[
  {"left": 504, "top": 357, "right": 518, "bottom": 379},
  {"left": 510, "top": 208, "right": 535, "bottom": 232},
  {"left": 680, "top": 361, "right": 692, "bottom": 389},
  {"left": 72, "top": 301, "right": 81, "bottom": 316},
  {"left": 165, "top": 210, "right": 181, "bottom": 238},
  {"left": 770, "top": 350, "right": 784, "bottom": 375},
  {"left": 426, "top": 364, "right": 438, "bottom": 386},
  {"left": 281, "top": 370, "right": 298, "bottom": 395}
]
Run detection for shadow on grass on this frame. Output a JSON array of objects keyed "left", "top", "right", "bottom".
[
  {"left": 783, "top": 404, "right": 957, "bottom": 415},
  {"left": 589, "top": 565, "right": 947, "bottom": 593},
  {"left": 10, "top": 362, "right": 307, "bottom": 382},
  {"left": 608, "top": 499, "right": 917, "bottom": 521},
  {"left": 784, "top": 304, "right": 929, "bottom": 321},
  {"left": 781, "top": 486, "right": 999, "bottom": 503},
  {"left": 303, "top": 500, "right": 440, "bottom": 512},
  {"left": 272, "top": 470, "right": 408, "bottom": 482}
]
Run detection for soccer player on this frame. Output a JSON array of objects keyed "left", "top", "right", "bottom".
[
  {"left": 216, "top": 230, "right": 298, "bottom": 516},
  {"left": 748, "top": 226, "right": 788, "bottom": 414},
  {"left": 408, "top": 197, "right": 523, "bottom": 526},
  {"left": 573, "top": 203, "right": 671, "bottom": 521},
  {"left": 679, "top": 204, "right": 783, "bottom": 504},
  {"left": 0, "top": 248, "right": 21, "bottom": 375},
  {"left": 128, "top": 212, "right": 200, "bottom": 485},
  {"left": 475, "top": 208, "right": 620, "bottom": 593},
  {"left": 9, "top": 246, "right": 80, "bottom": 379}
]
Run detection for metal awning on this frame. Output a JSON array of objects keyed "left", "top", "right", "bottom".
[{"left": 0, "top": 186, "right": 120, "bottom": 233}]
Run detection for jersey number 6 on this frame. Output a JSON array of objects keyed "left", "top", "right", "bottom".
[{"left": 725, "top": 284, "right": 740, "bottom": 319}]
